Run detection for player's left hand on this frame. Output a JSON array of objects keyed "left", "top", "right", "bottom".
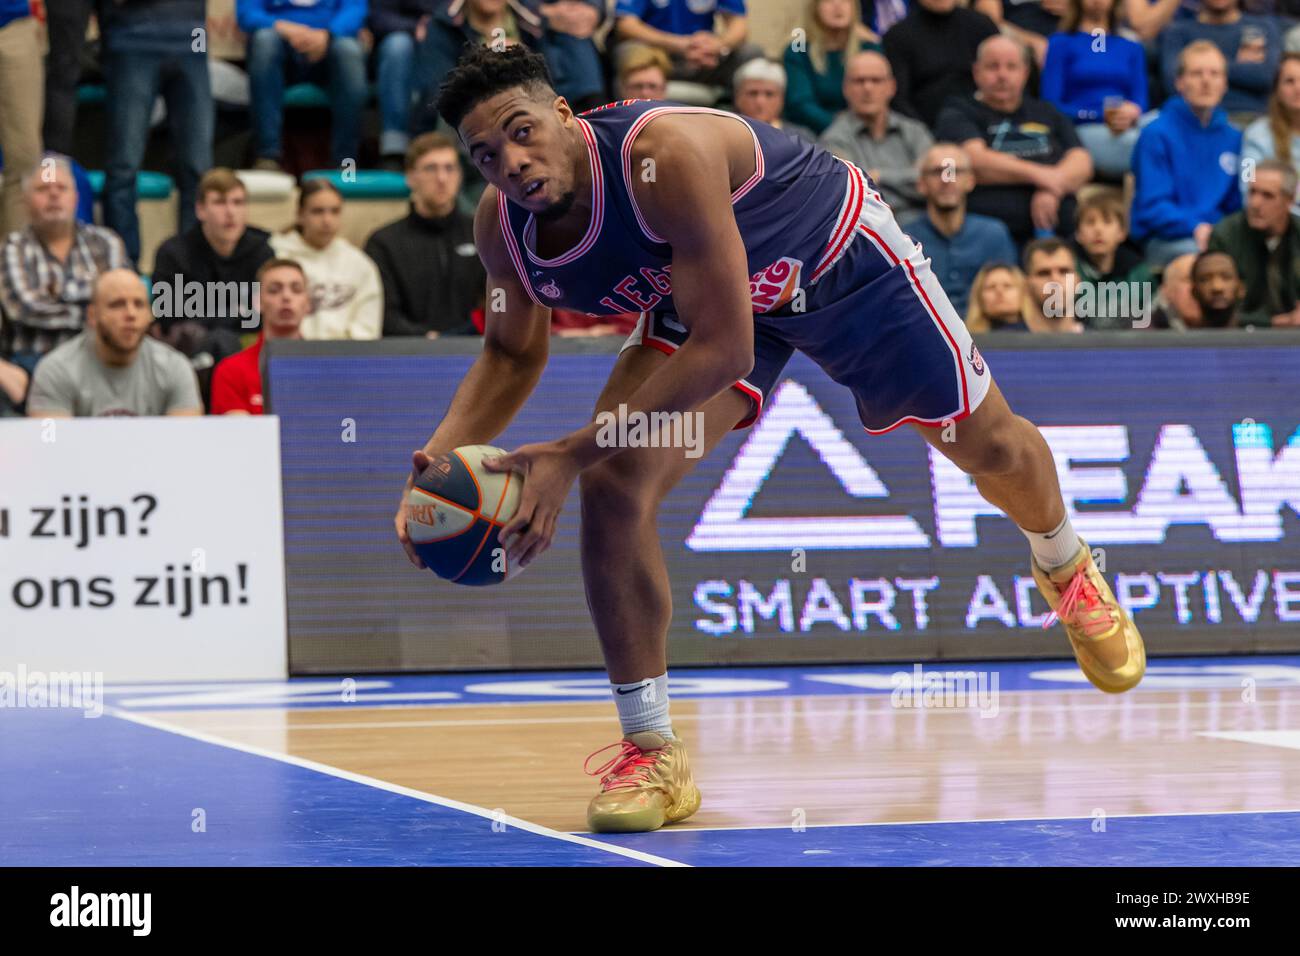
[{"left": 483, "top": 442, "right": 580, "bottom": 569}]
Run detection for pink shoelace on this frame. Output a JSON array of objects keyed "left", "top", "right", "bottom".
[
  {"left": 584, "top": 740, "right": 661, "bottom": 792},
  {"left": 1042, "top": 568, "right": 1116, "bottom": 638}
]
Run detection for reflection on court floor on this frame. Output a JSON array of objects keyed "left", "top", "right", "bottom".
[{"left": 4, "top": 657, "right": 1300, "bottom": 866}]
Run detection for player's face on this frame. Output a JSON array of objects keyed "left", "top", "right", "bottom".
[
  {"left": 259, "top": 267, "right": 311, "bottom": 335},
  {"left": 461, "top": 90, "right": 580, "bottom": 221}
]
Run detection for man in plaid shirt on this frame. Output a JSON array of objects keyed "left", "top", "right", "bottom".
[{"left": 0, "top": 157, "right": 128, "bottom": 376}]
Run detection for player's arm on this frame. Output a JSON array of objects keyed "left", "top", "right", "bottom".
[
  {"left": 395, "top": 185, "right": 552, "bottom": 568},
  {"left": 485, "top": 117, "right": 754, "bottom": 567}
]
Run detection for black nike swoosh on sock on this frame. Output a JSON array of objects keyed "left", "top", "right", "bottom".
[{"left": 616, "top": 682, "right": 654, "bottom": 695}]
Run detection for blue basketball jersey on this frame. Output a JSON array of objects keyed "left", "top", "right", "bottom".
[{"left": 496, "top": 99, "right": 862, "bottom": 317}]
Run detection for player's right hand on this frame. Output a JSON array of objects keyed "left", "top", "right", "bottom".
[{"left": 396, "top": 449, "right": 433, "bottom": 569}]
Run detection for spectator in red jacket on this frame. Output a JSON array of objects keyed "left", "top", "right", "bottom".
[{"left": 210, "top": 258, "right": 309, "bottom": 414}]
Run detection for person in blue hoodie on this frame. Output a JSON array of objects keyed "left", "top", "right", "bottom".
[
  {"left": 1130, "top": 41, "right": 1243, "bottom": 268},
  {"left": 237, "top": 0, "right": 370, "bottom": 169}
]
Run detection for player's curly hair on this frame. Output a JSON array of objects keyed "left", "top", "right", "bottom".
[{"left": 436, "top": 44, "right": 557, "bottom": 131}]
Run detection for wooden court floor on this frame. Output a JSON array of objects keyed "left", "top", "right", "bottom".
[{"left": 145, "top": 686, "right": 1300, "bottom": 834}]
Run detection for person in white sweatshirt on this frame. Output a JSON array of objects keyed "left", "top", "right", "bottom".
[{"left": 271, "top": 179, "right": 383, "bottom": 339}]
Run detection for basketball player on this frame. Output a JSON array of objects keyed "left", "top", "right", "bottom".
[{"left": 394, "top": 45, "right": 1145, "bottom": 833}]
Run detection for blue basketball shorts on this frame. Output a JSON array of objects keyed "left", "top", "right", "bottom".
[{"left": 620, "top": 164, "right": 992, "bottom": 433}]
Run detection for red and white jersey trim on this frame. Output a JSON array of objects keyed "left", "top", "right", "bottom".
[{"left": 620, "top": 106, "right": 765, "bottom": 245}]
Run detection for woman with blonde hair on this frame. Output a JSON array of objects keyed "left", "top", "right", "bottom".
[
  {"left": 1242, "top": 52, "right": 1300, "bottom": 211},
  {"left": 966, "top": 262, "right": 1034, "bottom": 332},
  {"left": 783, "top": 0, "right": 880, "bottom": 135}
]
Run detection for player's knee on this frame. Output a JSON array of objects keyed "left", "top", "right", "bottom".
[
  {"left": 963, "top": 420, "right": 1026, "bottom": 477},
  {"left": 580, "top": 458, "right": 659, "bottom": 521}
]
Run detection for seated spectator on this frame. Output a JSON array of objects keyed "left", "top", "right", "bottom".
[
  {"left": 1150, "top": 251, "right": 1203, "bottom": 328},
  {"left": 0, "top": 0, "right": 42, "bottom": 235},
  {"left": 364, "top": 133, "right": 486, "bottom": 337},
  {"left": 907, "top": 142, "right": 1018, "bottom": 314},
  {"left": 1041, "top": 0, "right": 1150, "bottom": 180},
  {"left": 211, "top": 259, "right": 310, "bottom": 414},
  {"left": 935, "top": 35, "right": 1093, "bottom": 245},
  {"left": 819, "top": 51, "right": 934, "bottom": 217},
  {"left": 618, "top": 45, "right": 672, "bottom": 99},
  {"left": 1208, "top": 158, "right": 1300, "bottom": 324},
  {"left": 152, "top": 169, "right": 276, "bottom": 338},
  {"left": 1024, "top": 237, "right": 1086, "bottom": 331},
  {"left": 271, "top": 179, "right": 383, "bottom": 339},
  {"left": 965, "top": 262, "right": 1035, "bottom": 331},
  {"left": 612, "top": 0, "right": 765, "bottom": 100},
  {"left": 0, "top": 158, "right": 128, "bottom": 375},
  {"left": 0, "top": 356, "right": 27, "bottom": 416},
  {"left": 882, "top": 0, "right": 999, "bottom": 129},
  {"left": 1242, "top": 52, "right": 1300, "bottom": 210},
  {"left": 1130, "top": 42, "right": 1243, "bottom": 267},
  {"left": 783, "top": 0, "right": 881, "bottom": 136},
  {"left": 369, "top": 0, "right": 436, "bottom": 169},
  {"left": 100, "top": 0, "right": 213, "bottom": 263},
  {"left": 417, "top": 0, "right": 608, "bottom": 131},
  {"left": 1072, "top": 189, "right": 1157, "bottom": 328},
  {"left": 734, "top": 59, "right": 817, "bottom": 143},
  {"left": 150, "top": 168, "right": 276, "bottom": 405},
  {"left": 1160, "top": 0, "right": 1280, "bottom": 119},
  {"left": 236, "top": 0, "right": 369, "bottom": 170},
  {"left": 1188, "top": 249, "right": 1246, "bottom": 326},
  {"left": 25, "top": 269, "right": 203, "bottom": 418}
]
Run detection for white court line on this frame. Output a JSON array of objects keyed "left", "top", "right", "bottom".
[
  {"left": 150, "top": 695, "right": 1290, "bottom": 732},
  {"left": 574, "top": 804, "right": 1300, "bottom": 836},
  {"left": 1199, "top": 730, "right": 1300, "bottom": 751},
  {"left": 108, "top": 707, "right": 687, "bottom": 868}
]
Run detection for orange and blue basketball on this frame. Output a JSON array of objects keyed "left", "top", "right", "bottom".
[{"left": 404, "top": 445, "right": 524, "bottom": 586}]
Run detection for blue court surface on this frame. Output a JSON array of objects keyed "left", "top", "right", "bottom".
[{"left": 4, "top": 656, "right": 1300, "bottom": 867}]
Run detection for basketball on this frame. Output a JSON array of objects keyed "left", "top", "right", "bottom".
[{"left": 404, "top": 445, "right": 524, "bottom": 586}]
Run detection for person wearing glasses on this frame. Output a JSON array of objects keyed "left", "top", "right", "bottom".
[{"left": 905, "top": 142, "right": 1017, "bottom": 316}]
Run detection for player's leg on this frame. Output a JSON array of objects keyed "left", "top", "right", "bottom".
[
  {"left": 581, "top": 344, "right": 750, "bottom": 682},
  {"left": 578, "top": 343, "right": 753, "bottom": 832},
  {"left": 910, "top": 378, "right": 1145, "bottom": 693}
]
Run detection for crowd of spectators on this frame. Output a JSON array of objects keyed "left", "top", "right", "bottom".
[{"left": 2, "top": 0, "right": 1299, "bottom": 418}]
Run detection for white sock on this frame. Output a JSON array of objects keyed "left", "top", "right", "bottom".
[
  {"left": 1022, "top": 514, "right": 1082, "bottom": 572},
  {"left": 610, "top": 673, "right": 673, "bottom": 739}
]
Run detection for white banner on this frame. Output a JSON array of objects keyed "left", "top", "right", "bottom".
[{"left": 0, "top": 418, "right": 287, "bottom": 681}]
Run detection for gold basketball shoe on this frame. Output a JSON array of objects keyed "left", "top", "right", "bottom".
[
  {"left": 584, "top": 731, "right": 701, "bottom": 833},
  {"left": 1032, "top": 539, "right": 1146, "bottom": 694}
]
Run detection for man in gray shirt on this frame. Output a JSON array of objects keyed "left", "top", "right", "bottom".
[
  {"left": 27, "top": 269, "right": 203, "bottom": 417},
  {"left": 818, "top": 50, "right": 934, "bottom": 219}
]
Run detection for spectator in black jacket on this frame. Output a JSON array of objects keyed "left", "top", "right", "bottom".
[
  {"left": 881, "top": 0, "right": 999, "bottom": 128},
  {"left": 149, "top": 168, "right": 275, "bottom": 407},
  {"left": 364, "top": 133, "right": 486, "bottom": 337}
]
